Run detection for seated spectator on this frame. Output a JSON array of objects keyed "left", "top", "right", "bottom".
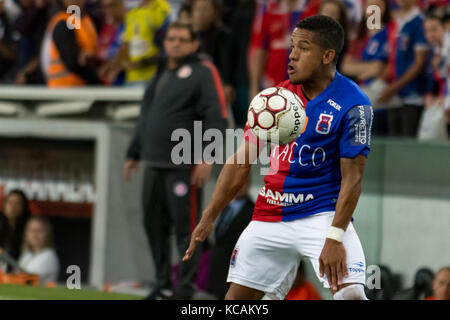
[
  {"left": 379, "top": 0, "right": 429, "bottom": 137},
  {"left": 285, "top": 261, "right": 322, "bottom": 300},
  {"left": 42, "top": 0, "right": 101, "bottom": 87},
  {"left": 191, "top": 0, "right": 229, "bottom": 78},
  {"left": 117, "top": 0, "right": 171, "bottom": 86},
  {"left": 207, "top": 183, "right": 253, "bottom": 299},
  {"left": 425, "top": 266, "right": 450, "bottom": 300},
  {"left": 0, "top": 190, "right": 31, "bottom": 267},
  {"left": 18, "top": 216, "right": 59, "bottom": 285},
  {"left": 0, "top": 0, "right": 16, "bottom": 83},
  {"left": 97, "top": 0, "right": 126, "bottom": 85},
  {"left": 319, "top": 0, "right": 349, "bottom": 70},
  {"left": 13, "top": 0, "right": 52, "bottom": 85}
]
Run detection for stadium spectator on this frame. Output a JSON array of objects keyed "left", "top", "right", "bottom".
[
  {"left": 0, "top": 190, "right": 31, "bottom": 265},
  {"left": 123, "top": 22, "right": 227, "bottom": 300},
  {"left": 380, "top": 0, "right": 429, "bottom": 137},
  {"left": 177, "top": 2, "right": 191, "bottom": 24},
  {"left": 425, "top": 266, "right": 450, "bottom": 300},
  {"left": 319, "top": 0, "right": 349, "bottom": 70},
  {"left": 342, "top": 0, "right": 392, "bottom": 135},
  {"left": 97, "top": 0, "right": 126, "bottom": 85},
  {"left": 285, "top": 261, "right": 322, "bottom": 300},
  {"left": 18, "top": 216, "right": 59, "bottom": 286},
  {"left": 207, "top": 182, "right": 253, "bottom": 299},
  {"left": 118, "top": 0, "right": 171, "bottom": 86},
  {"left": 249, "top": 0, "right": 320, "bottom": 99},
  {"left": 13, "top": 0, "right": 52, "bottom": 85},
  {"left": 444, "top": 13, "right": 450, "bottom": 32},
  {"left": 42, "top": 0, "right": 101, "bottom": 87},
  {"left": 191, "top": 0, "right": 229, "bottom": 78},
  {"left": 423, "top": 14, "right": 447, "bottom": 110},
  {"left": 341, "top": 0, "right": 363, "bottom": 39},
  {"left": 424, "top": 13, "right": 450, "bottom": 135},
  {"left": 0, "top": 0, "right": 16, "bottom": 83}
]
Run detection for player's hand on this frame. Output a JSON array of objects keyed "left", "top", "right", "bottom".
[
  {"left": 190, "top": 163, "right": 212, "bottom": 188},
  {"left": 123, "top": 160, "right": 139, "bottom": 182},
  {"left": 182, "top": 217, "right": 214, "bottom": 262},
  {"left": 319, "top": 238, "right": 348, "bottom": 292}
]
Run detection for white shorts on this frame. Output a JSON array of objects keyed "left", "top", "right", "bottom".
[{"left": 227, "top": 211, "right": 366, "bottom": 300}]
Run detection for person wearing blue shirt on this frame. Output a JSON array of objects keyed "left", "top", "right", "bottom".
[{"left": 379, "top": 0, "right": 429, "bottom": 137}]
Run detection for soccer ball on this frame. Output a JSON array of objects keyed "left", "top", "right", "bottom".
[{"left": 247, "top": 87, "right": 307, "bottom": 145}]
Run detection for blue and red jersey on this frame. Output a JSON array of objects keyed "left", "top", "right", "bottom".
[
  {"left": 253, "top": 0, "right": 320, "bottom": 88},
  {"left": 386, "top": 7, "right": 429, "bottom": 104},
  {"left": 245, "top": 72, "right": 373, "bottom": 222}
]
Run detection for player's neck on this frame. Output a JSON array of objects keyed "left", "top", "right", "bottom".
[{"left": 302, "top": 69, "right": 336, "bottom": 101}]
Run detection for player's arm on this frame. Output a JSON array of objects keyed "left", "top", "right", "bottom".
[
  {"left": 319, "top": 154, "right": 367, "bottom": 292},
  {"left": 183, "top": 139, "right": 258, "bottom": 261}
]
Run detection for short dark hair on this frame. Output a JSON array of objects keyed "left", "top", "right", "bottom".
[
  {"left": 295, "top": 15, "right": 344, "bottom": 64},
  {"left": 166, "top": 21, "right": 197, "bottom": 41}
]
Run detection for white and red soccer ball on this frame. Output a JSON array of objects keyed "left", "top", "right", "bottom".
[{"left": 247, "top": 87, "right": 307, "bottom": 145}]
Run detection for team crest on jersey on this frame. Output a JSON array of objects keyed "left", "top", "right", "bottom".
[
  {"left": 230, "top": 247, "right": 238, "bottom": 268},
  {"left": 316, "top": 113, "right": 333, "bottom": 135}
]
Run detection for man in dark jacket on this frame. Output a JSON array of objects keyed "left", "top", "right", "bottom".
[{"left": 124, "top": 22, "right": 227, "bottom": 300}]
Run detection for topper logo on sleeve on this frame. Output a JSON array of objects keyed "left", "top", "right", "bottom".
[{"left": 316, "top": 112, "right": 333, "bottom": 135}]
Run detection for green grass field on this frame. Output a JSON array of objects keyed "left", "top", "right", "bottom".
[{"left": 0, "top": 284, "right": 142, "bottom": 300}]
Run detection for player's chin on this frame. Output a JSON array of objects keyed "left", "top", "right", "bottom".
[{"left": 288, "top": 73, "right": 304, "bottom": 85}]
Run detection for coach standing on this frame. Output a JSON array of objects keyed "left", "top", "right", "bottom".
[{"left": 123, "top": 22, "right": 227, "bottom": 300}]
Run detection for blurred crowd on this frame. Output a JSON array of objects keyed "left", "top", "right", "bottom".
[{"left": 0, "top": 0, "right": 450, "bottom": 136}]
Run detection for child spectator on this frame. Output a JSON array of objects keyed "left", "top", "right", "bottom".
[
  {"left": 380, "top": 0, "right": 429, "bottom": 137},
  {"left": 18, "top": 216, "right": 59, "bottom": 286},
  {"left": 0, "top": 190, "right": 31, "bottom": 265}
]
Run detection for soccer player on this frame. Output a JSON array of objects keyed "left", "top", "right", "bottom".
[{"left": 183, "top": 15, "right": 373, "bottom": 300}]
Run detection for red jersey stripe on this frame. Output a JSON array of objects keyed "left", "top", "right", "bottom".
[{"left": 201, "top": 60, "right": 228, "bottom": 118}]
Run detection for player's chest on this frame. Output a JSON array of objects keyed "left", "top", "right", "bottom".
[{"left": 300, "top": 99, "right": 343, "bottom": 141}]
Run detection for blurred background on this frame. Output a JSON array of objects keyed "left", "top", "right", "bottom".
[{"left": 0, "top": 0, "right": 449, "bottom": 300}]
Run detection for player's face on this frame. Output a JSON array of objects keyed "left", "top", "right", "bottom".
[{"left": 288, "top": 28, "right": 333, "bottom": 84}]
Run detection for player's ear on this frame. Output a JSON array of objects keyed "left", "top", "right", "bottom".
[{"left": 322, "top": 49, "right": 336, "bottom": 65}]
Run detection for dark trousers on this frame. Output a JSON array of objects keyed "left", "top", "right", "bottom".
[
  {"left": 142, "top": 167, "right": 202, "bottom": 298},
  {"left": 387, "top": 105, "right": 424, "bottom": 138}
]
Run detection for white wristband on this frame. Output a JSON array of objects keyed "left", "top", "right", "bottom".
[{"left": 326, "top": 226, "right": 345, "bottom": 242}]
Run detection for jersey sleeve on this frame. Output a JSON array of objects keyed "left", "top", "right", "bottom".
[
  {"left": 412, "top": 18, "right": 428, "bottom": 51},
  {"left": 339, "top": 105, "right": 373, "bottom": 158}
]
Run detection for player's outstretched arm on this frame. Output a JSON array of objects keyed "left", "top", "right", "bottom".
[
  {"left": 319, "top": 154, "right": 367, "bottom": 293},
  {"left": 182, "top": 139, "right": 257, "bottom": 262}
]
